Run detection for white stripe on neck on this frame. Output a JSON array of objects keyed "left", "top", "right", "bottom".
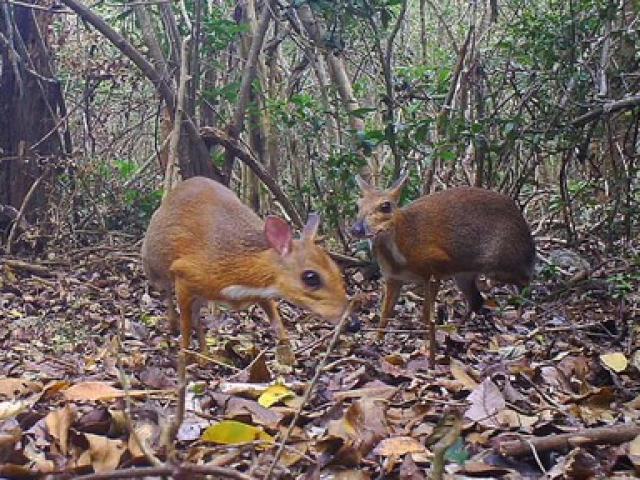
[{"left": 220, "top": 285, "right": 280, "bottom": 300}]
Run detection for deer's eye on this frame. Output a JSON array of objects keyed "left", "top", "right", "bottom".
[
  {"left": 379, "top": 202, "right": 393, "bottom": 213},
  {"left": 302, "top": 270, "right": 322, "bottom": 289}
]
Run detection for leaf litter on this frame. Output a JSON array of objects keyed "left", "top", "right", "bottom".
[{"left": 0, "top": 238, "right": 639, "bottom": 478}]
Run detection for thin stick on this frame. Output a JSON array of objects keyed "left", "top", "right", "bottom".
[
  {"left": 5, "top": 168, "right": 47, "bottom": 254},
  {"left": 116, "top": 310, "right": 163, "bottom": 467},
  {"left": 362, "top": 327, "right": 429, "bottom": 334},
  {"left": 294, "top": 329, "right": 334, "bottom": 355},
  {"left": 262, "top": 302, "right": 355, "bottom": 479},
  {"left": 184, "top": 348, "right": 242, "bottom": 371},
  {"left": 163, "top": 35, "right": 191, "bottom": 195},
  {"left": 498, "top": 424, "right": 640, "bottom": 457},
  {"left": 164, "top": 346, "right": 188, "bottom": 461},
  {"left": 525, "top": 439, "right": 547, "bottom": 474},
  {"left": 72, "top": 464, "right": 253, "bottom": 480}
]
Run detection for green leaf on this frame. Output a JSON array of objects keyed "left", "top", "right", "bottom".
[
  {"left": 348, "top": 107, "right": 377, "bottom": 118},
  {"left": 438, "top": 150, "right": 456, "bottom": 162},
  {"left": 444, "top": 437, "right": 469, "bottom": 464}
]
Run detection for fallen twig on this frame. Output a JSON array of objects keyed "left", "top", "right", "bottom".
[
  {"left": 263, "top": 300, "right": 357, "bottom": 479},
  {"left": 2, "top": 258, "right": 53, "bottom": 276},
  {"left": 496, "top": 424, "right": 640, "bottom": 457},
  {"left": 164, "top": 346, "right": 188, "bottom": 461},
  {"left": 117, "top": 310, "right": 163, "bottom": 467},
  {"left": 5, "top": 168, "right": 48, "bottom": 254},
  {"left": 294, "top": 329, "right": 335, "bottom": 355},
  {"left": 72, "top": 464, "right": 253, "bottom": 480},
  {"left": 184, "top": 348, "right": 242, "bottom": 371}
]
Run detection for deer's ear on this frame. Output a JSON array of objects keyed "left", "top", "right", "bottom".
[
  {"left": 355, "top": 174, "right": 373, "bottom": 193},
  {"left": 265, "top": 216, "right": 292, "bottom": 256},
  {"left": 387, "top": 173, "right": 409, "bottom": 200}
]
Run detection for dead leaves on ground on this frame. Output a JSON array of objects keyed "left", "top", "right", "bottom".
[{"left": 1, "top": 244, "right": 640, "bottom": 478}]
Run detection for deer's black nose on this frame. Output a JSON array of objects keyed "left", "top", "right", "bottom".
[{"left": 350, "top": 220, "right": 366, "bottom": 238}]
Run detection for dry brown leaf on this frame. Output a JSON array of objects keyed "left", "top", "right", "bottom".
[
  {"left": 128, "top": 421, "right": 159, "bottom": 460},
  {"left": 450, "top": 358, "right": 478, "bottom": 390},
  {"left": 211, "top": 392, "right": 283, "bottom": 429},
  {"left": 320, "top": 398, "right": 389, "bottom": 467},
  {"left": 279, "top": 440, "right": 309, "bottom": 467},
  {"left": 41, "top": 380, "right": 72, "bottom": 400},
  {"left": 0, "top": 430, "right": 20, "bottom": 458},
  {"left": 23, "top": 440, "right": 55, "bottom": 473},
  {"left": 399, "top": 454, "right": 426, "bottom": 480},
  {"left": 630, "top": 435, "right": 640, "bottom": 456},
  {"left": 629, "top": 434, "right": 640, "bottom": 470},
  {"left": 372, "top": 436, "right": 427, "bottom": 456},
  {"left": 564, "top": 447, "right": 603, "bottom": 479},
  {"left": 333, "top": 385, "right": 397, "bottom": 402},
  {"left": 625, "top": 393, "right": 640, "bottom": 410},
  {"left": 63, "top": 382, "right": 123, "bottom": 401},
  {"left": 45, "top": 405, "right": 75, "bottom": 456},
  {"left": 464, "top": 378, "right": 506, "bottom": 427},
  {"left": 494, "top": 409, "right": 538, "bottom": 430},
  {"left": 248, "top": 351, "right": 272, "bottom": 383},
  {"left": 336, "top": 471, "right": 370, "bottom": 480},
  {"left": 62, "top": 382, "right": 158, "bottom": 402},
  {"left": 0, "top": 378, "right": 42, "bottom": 398},
  {"left": 85, "top": 433, "right": 126, "bottom": 473},
  {"left": 0, "top": 400, "right": 28, "bottom": 420},
  {"left": 139, "top": 367, "right": 176, "bottom": 389}
]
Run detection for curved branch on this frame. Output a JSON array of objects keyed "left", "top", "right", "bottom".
[
  {"left": 59, "top": 0, "right": 223, "bottom": 181},
  {"left": 59, "top": 0, "right": 174, "bottom": 107},
  {"left": 200, "top": 126, "right": 303, "bottom": 227},
  {"left": 569, "top": 94, "right": 640, "bottom": 127}
]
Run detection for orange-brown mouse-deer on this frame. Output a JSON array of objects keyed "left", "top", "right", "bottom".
[
  {"left": 351, "top": 174, "right": 535, "bottom": 365},
  {"left": 142, "top": 176, "right": 348, "bottom": 365}
]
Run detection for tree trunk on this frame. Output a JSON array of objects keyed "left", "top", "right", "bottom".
[{"left": 0, "top": 2, "right": 67, "bottom": 232}]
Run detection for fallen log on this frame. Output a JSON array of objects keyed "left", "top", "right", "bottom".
[{"left": 496, "top": 424, "right": 640, "bottom": 457}]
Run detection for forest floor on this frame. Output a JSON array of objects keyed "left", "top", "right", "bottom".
[{"left": 0, "top": 236, "right": 639, "bottom": 479}]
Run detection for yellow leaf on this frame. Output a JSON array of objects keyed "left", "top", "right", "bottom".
[
  {"left": 258, "top": 385, "right": 295, "bottom": 408},
  {"left": 600, "top": 352, "right": 628, "bottom": 373},
  {"left": 201, "top": 420, "right": 274, "bottom": 445},
  {"left": 279, "top": 441, "right": 308, "bottom": 467}
]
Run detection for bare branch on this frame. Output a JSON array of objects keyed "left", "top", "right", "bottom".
[
  {"left": 164, "top": 36, "right": 191, "bottom": 193},
  {"left": 224, "top": 0, "right": 273, "bottom": 178},
  {"left": 200, "top": 126, "right": 303, "bottom": 227},
  {"left": 569, "top": 95, "right": 640, "bottom": 127}
]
